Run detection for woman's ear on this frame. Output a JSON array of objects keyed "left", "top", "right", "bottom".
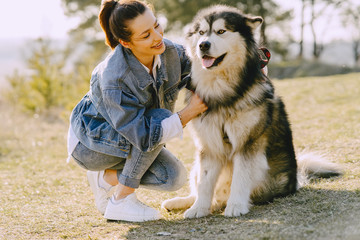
[{"left": 119, "top": 39, "right": 131, "bottom": 49}]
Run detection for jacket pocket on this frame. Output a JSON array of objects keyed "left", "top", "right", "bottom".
[{"left": 80, "top": 102, "right": 129, "bottom": 150}]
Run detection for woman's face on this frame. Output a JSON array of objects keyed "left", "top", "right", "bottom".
[{"left": 125, "top": 8, "right": 165, "bottom": 64}]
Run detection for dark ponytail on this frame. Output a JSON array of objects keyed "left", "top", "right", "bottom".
[{"left": 99, "top": 0, "right": 150, "bottom": 49}]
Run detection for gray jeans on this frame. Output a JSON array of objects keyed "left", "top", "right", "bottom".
[{"left": 72, "top": 142, "right": 187, "bottom": 191}]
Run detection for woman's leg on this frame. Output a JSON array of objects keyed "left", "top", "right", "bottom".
[
  {"left": 116, "top": 144, "right": 165, "bottom": 189},
  {"left": 103, "top": 145, "right": 188, "bottom": 221},
  {"left": 72, "top": 142, "right": 187, "bottom": 193},
  {"left": 72, "top": 142, "right": 187, "bottom": 221},
  {"left": 108, "top": 145, "right": 187, "bottom": 199},
  {"left": 139, "top": 147, "right": 187, "bottom": 191},
  {"left": 71, "top": 142, "right": 126, "bottom": 214},
  {"left": 71, "top": 142, "right": 126, "bottom": 171}
]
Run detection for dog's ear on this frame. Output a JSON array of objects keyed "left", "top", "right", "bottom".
[{"left": 245, "top": 16, "right": 263, "bottom": 30}]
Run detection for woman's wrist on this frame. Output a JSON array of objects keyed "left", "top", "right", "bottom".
[
  {"left": 177, "top": 107, "right": 195, "bottom": 128},
  {"left": 176, "top": 111, "right": 186, "bottom": 128},
  {"left": 177, "top": 111, "right": 186, "bottom": 127}
]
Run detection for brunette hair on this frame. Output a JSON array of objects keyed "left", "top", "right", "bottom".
[{"left": 99, "top": 0, "right": 151, "bottom": 49}]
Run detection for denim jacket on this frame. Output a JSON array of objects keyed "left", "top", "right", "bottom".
[{"left": 70, "top": 39, "right": 191, "bottom": 158}]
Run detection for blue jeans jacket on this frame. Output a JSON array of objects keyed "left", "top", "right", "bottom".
[{"left": 70, "top": 39, "right": 191, "bottom": 158}]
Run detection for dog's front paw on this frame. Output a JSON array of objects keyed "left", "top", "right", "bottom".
[
  {"left": 184, "top": 206, "right": 210, "bottom": 219},
  {"left": 161, "top": 198, "right": 180, "bottom": 211},
  {"left": 224, "top": 203, "right": 249, "bottom": 217},
  {"left": 161, "top": 196, "right": 195, "bottom": 211}
]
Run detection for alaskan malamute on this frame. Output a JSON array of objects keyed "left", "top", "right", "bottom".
[{"left": 162, "top": 5, "right": 341, "bottom": 218}]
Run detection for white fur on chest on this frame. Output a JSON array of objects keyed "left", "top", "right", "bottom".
[
  {"left": 192, "top": 105, "right": 262, "bottom": 161},
  {"left": 192, "top": 62, "right": 240, "bottom": 102}
]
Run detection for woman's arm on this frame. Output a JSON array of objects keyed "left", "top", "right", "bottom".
[
  {"left": 102, "top": 88, "right": 172, "bottom": 152},
  {"left": 177, "top": 93, "right": 207, "bottom": 127}
]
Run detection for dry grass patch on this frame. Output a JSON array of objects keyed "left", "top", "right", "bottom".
[{"left": 0, "top": 73, "right": 359, "bottom": 239}]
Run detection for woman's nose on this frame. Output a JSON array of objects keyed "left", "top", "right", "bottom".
[{"left": 154, "top": 28, "right": 163, "bottom": 39}]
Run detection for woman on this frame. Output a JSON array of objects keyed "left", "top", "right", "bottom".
[{"left": 67, "top": 0, "right": 207, "bottom": 222}]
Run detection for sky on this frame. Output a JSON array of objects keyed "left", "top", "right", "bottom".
[
  {"left": 0, "top": 0, "right": 355, "bottom": 86},
  {"left": 0, "top": 0, "right": 353, "bottom": 42},
  {"left": 0, "top": 0, "right": 79, "bottom": 40}
]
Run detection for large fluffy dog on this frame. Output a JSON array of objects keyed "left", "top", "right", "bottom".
[{"left": 162, "top": 5, "right": 341, "bottom": 218}]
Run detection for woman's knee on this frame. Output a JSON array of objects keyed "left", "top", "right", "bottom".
[
  {"left": 160, "top": 156, "right": 187, "bottom": 191},
  {"left": 168, "top": 161, "right": 187, "bottom": 191},
  {"left": 140, "top": 150, "right": 188, "bottom": 191},
  {"left": 71, "top": 142, "right": 124, "bottom": 171}
]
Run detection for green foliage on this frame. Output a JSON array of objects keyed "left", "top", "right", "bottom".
[
  {"left": 5, "top": 39, "right": 66, "bottom": 113},
  {"left": 4, "top": 38, "right": 93, "bottom": 114}
]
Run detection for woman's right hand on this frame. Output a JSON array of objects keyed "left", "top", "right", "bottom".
[{"left": 177, "top": 93, "right": 208, "bottom": 127}]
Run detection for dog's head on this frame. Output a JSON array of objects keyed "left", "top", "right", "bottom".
[{"left": 186, "top": 5, "right": 262, "bottom": 71}]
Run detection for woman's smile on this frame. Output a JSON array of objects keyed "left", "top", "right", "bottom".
[{"left": 152, "top": 41, "right": 164, "bottom": 49}]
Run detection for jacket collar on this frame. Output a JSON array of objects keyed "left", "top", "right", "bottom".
[
  {"left": 124, "top": 46, "right": 169, "bottom": 90},
  {"left": 122, "top": 47, "right": 154, "bottom": 90},
  {"left": 107, "top": 42, "right": 170, "bottom": 90},
  {"left": 140, "top": 54, "right": 161, "bottom": 76}
]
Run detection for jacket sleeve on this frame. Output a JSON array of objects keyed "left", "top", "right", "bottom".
[{"left": 101, "top": 88, "right": 172, "bottom": 152}]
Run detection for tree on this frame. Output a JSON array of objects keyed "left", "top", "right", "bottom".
[
  {"left": 6, "top": 38, "right": 71, "bottom": 113},
  {"left": 298, "top": 0, "right": 306, "bottom": 59},
  {"left": 306, "top": 0, "right": 342, "bottom": 59},
  {"left": 4, "top": 37, "right": 93, "bottom": 114},
  {"left": 61, "top": 0, "right": 108, "bottom": 62},
  {"left": 340, "top": 1, "right": 360, "bottom": 66}
]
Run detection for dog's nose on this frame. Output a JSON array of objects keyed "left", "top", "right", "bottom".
[{"left": 199, "top": 41, "right": 211, "bottom": 51}]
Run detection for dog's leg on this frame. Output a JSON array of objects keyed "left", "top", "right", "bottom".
[
  {"left": 184, "top": 156, "right": 222, "bottom": 218},
  {"left": 224, "top": 153, "right": 268, "bottom": 216},
  {"left": 212, "top": 163, "right": 232, "bottom": 212},
  {"left": 161, "top": 156, "right": 200, "bottom": 211}
]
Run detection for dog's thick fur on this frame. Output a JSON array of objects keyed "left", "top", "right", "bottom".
[{"left": 162, "top": 5, "right": 341, "bottom": 218}]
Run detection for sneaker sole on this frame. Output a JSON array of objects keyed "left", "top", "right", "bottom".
[{"left": 104, "top": 211, "right": 161, "bottom": 222}]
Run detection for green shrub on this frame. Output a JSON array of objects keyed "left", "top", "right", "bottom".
[{"left": 4, "top": 38, "right": 95, "bottom": 116}]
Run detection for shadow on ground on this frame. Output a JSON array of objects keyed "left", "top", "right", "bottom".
[{"left": 117, "top": 186, "right": 360, "bottom": 239}]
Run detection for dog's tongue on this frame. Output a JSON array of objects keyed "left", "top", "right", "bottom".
[{"left": 202, "top": 57, "right": 216, "bottom": 68}]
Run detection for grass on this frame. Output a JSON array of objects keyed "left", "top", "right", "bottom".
[{"left": 0, "top": 73, "right": 360, "bottom": 239}]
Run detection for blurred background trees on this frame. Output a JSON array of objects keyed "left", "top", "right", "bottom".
[
  {"left": 340, "top": 2, "right": 360, "bottom": 66},
  {"left": 60, "top": 0, "right": 360, "bottom": 64},
  {"left": 3, "top": 0, "right": 360, "bottom": 115}
]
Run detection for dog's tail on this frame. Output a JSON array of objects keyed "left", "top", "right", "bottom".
[{"left": 297, "top": 151, "right": 343, "bottom": 189}]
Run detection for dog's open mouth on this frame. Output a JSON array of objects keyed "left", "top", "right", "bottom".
[{"left": 202, "top": 53, "right": 227, "bottom": 69}]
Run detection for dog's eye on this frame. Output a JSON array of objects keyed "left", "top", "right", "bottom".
[
  {"left": 199, "top": 30, "right": 205, "bottom": 35},
  {"left": 217, "top": 29, "right": 226, "bottom": 35}
]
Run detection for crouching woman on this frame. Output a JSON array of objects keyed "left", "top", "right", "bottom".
[{"left": 67, "top": 0, "right": 207, "bottom": 222}]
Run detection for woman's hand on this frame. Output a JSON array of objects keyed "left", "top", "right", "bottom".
[{"left": 177, "top": 93, "right": 208, "bottom": 127}]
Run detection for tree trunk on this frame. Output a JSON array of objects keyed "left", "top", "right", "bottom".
[
  {"left": 354, "top": 40, "right": 360, "bottom": 66},
  {"left": 298, "top": 0, "right": 306, "bottom": 59},
  {"left": 310, "top": 0, "right": 322, "bottom": 59}
]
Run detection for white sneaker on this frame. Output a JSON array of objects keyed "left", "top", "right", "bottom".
[
  {"left": 104, "top": 193, "right": 161, "bottom": 222},
  {"left": 87, "top": 171, "right": 111, "bottom": 214}
]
